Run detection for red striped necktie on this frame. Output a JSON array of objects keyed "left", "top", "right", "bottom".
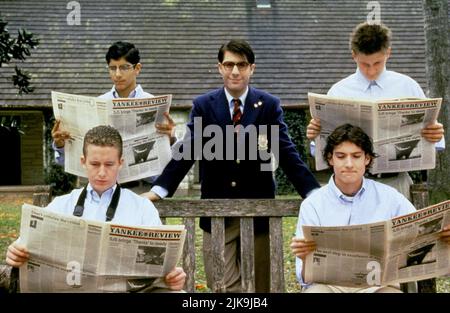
[{"left": 232, "top": 98, "right": 242, "bottom": 125}]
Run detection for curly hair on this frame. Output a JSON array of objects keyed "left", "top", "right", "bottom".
[{"left": 323, "top": 124, "right": 377, "bottom": 169}]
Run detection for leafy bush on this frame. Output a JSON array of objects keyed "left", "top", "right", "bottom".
[
  {"left": 44, "top": 162, "right": 77, "bottom": 196},
  {"left": 275, "top": 109, "right": 309, "bottom": 195}
]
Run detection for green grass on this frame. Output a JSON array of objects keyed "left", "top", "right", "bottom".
[
  {"left": 0, "top": 200, "right": 22, "bottom": 261},
  {"left": 1, "top": 199, "right": 448, "bottom": 293}
]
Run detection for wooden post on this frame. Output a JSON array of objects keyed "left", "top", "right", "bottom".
[
  {"left": 32, "top": 185, "right": 52, "bottom": 207},
  {"left": 240, "top": 218, "right": 255, "bottom": 292},
  {"left": 410, "top": 183, "right": 436, "bottom": 293},
  {"left": 211, "top": 217, "right": 226, "bottom": 292},
  {"left": 182, "top": 217, "right": 196, "bottom": 292}
]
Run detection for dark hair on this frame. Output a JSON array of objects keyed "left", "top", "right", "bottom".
[
  {"left": 218, "top": 39, "right": 255, "bottom": 64},
  {"left": 105, "top": 41, "right": 140, "bottom": 65},
  {"left": 83, "top": 125, "right": 123, "bottom": 158},
  {"left": 350, "top": 22, "right": 391, "bottom": 54},
  {"left": 323, "top": 124, "right": 377, "bottom": 169}
]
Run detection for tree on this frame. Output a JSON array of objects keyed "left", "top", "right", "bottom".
[
  {"left": 0, "top": 17, "right": 39, "bottom": 94},
  {"left": 423, "top": 0, "right": 450, "bottom": 203}
]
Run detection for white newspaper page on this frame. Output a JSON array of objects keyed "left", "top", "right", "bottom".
[
  {"left": 371, "top": 98, "right": 441, "bottom": 174},
  {"left": 51, "top": 91, "right": 172, "bottom": 182},
  {"left": 119, "top": 133, "right": 171, "bottom": 183},
  {"left": 52, "top": 91, "right": 111, "bottom": 177},
  {"left": 383, "top": 200, "right": 450, "bottom": 285},
  {"left": 308, "top": 92, "right": 376, "bottom": 171},
  {"left": 372, "top": 134, "right": 436, "bottom": 173},
  {"left": 308, "top": 93, "right": 442, "bottom": 173},
  {"left": 302, "top": 200, "right": 450, "bottom": 287},
  {"left": 111, "top": 96, "right": 172, "bottom": 183},
  {"left": 303, "top": 221, "right": 386, "bottom": 287},
  {"left": 18, "top": 203, "right": 186, "bottom": 293}
]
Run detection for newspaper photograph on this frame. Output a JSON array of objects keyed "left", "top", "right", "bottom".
[
  {"left": 18, "top": 203, "right": 186, "bottom": 293},
  {"left": 308, "top": 93, "right": 442, "bottom": 174},
  {"left": 51, "top": 91, "right": 173, "bottom": 183},
  {"left": 302, "top": 200, "right": 450, "bottom": 287}
]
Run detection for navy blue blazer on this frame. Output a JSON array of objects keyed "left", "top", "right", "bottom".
[{"left": 154, "top": 87, "right": 320, "bottom": 231}]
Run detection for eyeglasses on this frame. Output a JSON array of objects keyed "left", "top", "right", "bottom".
[
  {"left": 221, "top": 61, "right": 250, "bottom": 72},
  {"left": 107, "top": 64, "right": 136, "bottom": 73}
]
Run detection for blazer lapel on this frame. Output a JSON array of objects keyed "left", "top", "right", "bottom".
[
  {"left": 209, "top": 88, "right": 232, "bottom": 127},
  {"left": 240, "top": 87, "right": 262, "bottom": 126}
]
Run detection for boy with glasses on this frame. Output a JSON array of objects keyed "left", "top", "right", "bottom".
[{"left": 51, "top": 41, "right": 176, "bottom": 167}]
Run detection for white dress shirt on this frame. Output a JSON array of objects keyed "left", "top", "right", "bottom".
[{"left": 46, "top": 183, "right": 161, "bottom": 226}]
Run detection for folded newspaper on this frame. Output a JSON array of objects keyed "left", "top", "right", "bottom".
[
  {"left": 51, "top": 91, "right": 173, "bottom": 183},
  {"left": 308, "top": 93, "right": 442, "bottom": 174},
  {"left": 18, "top": 203, "right": 186, "bottom": 292},
  {"left": 303, "top": 200, "right": 450, "bottom": 287}
]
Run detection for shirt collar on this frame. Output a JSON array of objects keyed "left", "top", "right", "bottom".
[
  {"left": 111, "top": 84, "right": 143, "bottom": 98},
  {"left": 224, "top": 86, "right": 248, "bottom": 110},
  {"left": 328, "top": 175, "right": 366, "bottom": 203},
  {"left": 86, "top": 183, "right": 117, "bottom": 201},
  {"left": 356, "top": 67, "right": 387, "bottom": 91}
]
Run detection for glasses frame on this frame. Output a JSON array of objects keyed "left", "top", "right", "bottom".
[
  {"left": 221, "top": 61, "right": 251, "bottom": 72},
  {"left": 107, "top": 63, "right": 137, "bottom": 73}
]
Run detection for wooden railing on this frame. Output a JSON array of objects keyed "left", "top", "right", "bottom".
[{"left": 156, "top": 199, "right": 300, "bottom": 293}]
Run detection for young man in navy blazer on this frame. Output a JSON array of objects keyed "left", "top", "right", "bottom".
[{"left": 144, "top": 39, "right": 320, "bottom": 292}]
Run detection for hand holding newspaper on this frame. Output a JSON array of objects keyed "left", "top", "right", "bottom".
[
  {"left": 18, "top": 203, "right": 186, "bottom": 292},
  {"left": 308, "top": 92, "right": 442, "bottom": 174},
  {"left": 51, "top": 91, "right": 173, "bottom": 183},
  {"left": 302, "top": 200, "right": 450, "bottom": 287}
]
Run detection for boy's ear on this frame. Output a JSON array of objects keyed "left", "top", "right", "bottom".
[
  {"left": 80, "top": 155, "right": 86, "bottom": 168},
  {"left": 364, "top": 154, "right": 371, "bottom": 167},
  {"left": 134, "top": 63, "right": 142, "bottom": 75}
]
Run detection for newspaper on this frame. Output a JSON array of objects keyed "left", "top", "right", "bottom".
[
  {"left": 302, "top": 200, "right": 450, "bottom": 287},
  {"left": 51, "top": 91, "right": 173, "bottom": 183},
  {"left": 308, "top": 93, "right": 442, "bottom": 174},
  {"left": 18, "top": 203, "right": 186, "bottom": 293}
]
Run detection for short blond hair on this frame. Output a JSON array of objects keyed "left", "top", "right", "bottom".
[{"left": 83, "top": 125, "right": 122, "bottom": 158}]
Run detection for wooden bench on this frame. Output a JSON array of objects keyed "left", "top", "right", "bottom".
[
  {"left": 1, "top": 184, "right": 436, "bottom": 293},
  {"left": 156, "top": 184, "right": 435, "bottom": 293},
  {"left": 156, "top": 198, "right": 300, "bottom": 293}
]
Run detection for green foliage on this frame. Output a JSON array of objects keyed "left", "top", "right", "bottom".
[
  {"left": 42, "top": 114, "right": 77, "bottom": 196},
  {"left": 275, "top": 109, "right": 309, "bottom": 195},
  {"left": 0, "top": 18, "right": 39, "bottom": 94},
  {"left": 44, "top": 162, "right": 77, "bottom": 196}
]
